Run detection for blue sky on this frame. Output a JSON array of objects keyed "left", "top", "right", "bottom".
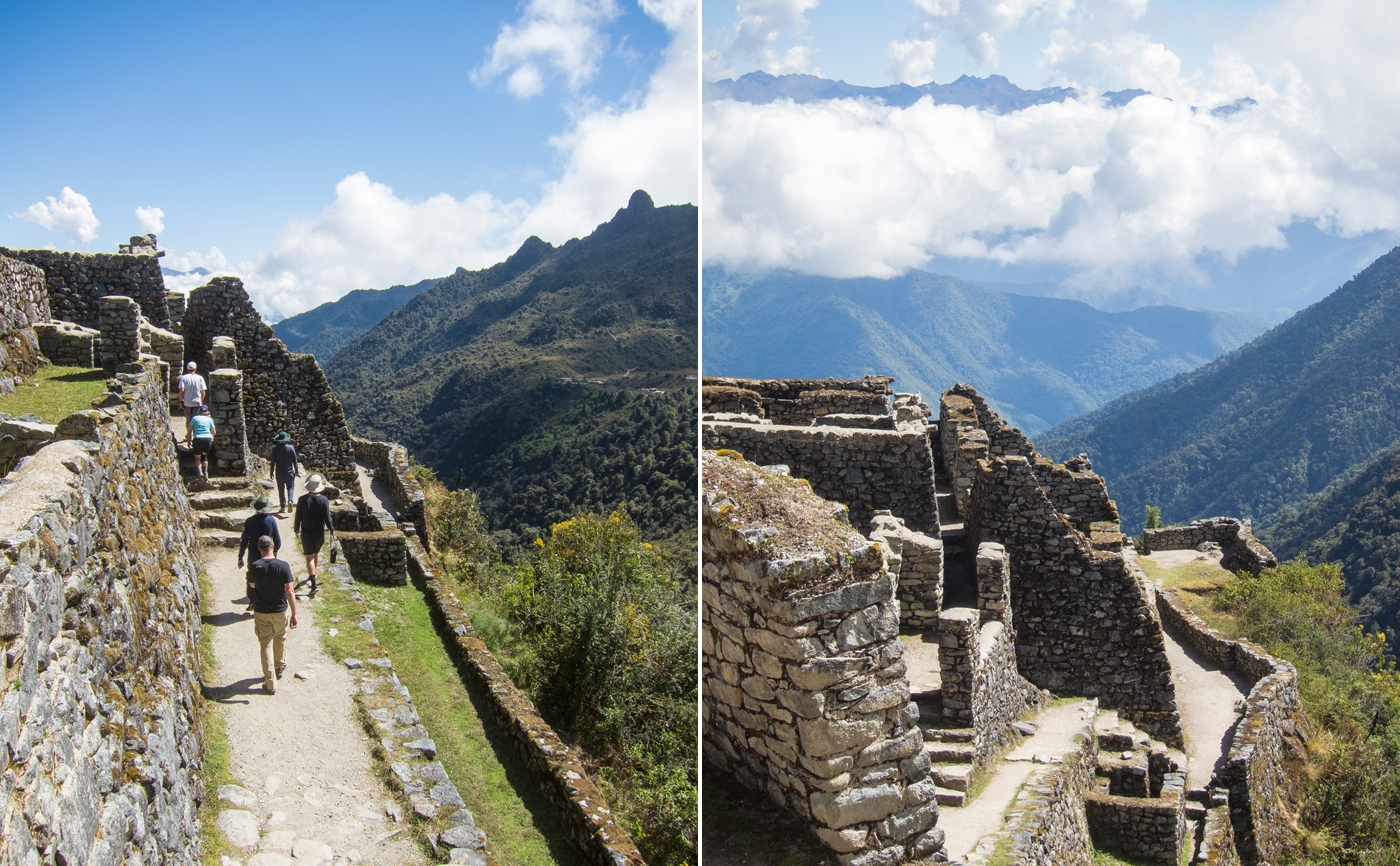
[
  {"left": 1, "top": 0, "right": 697, "bottom": 319},
  {"left": 701, "top": 0, "right": 1400, "bottom": 313}
]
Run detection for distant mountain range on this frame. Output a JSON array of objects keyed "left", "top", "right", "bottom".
[
  {"left": 705, "top": 70, "right": 1151, "bottom": 113},
  {"left": 703, "top": 267, "right": 1271, "bottom": 435},
  {"left": 274, "top": 277, "right": 441, "bottom": 360},
  {"left": 1038, "top": 246, "right": 1400, "bottom": 634},
  {"left": 326, "top": 191, "right": 697, "bottom": 558}
]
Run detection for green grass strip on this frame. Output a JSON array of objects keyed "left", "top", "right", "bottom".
[
  {"left": 328, "top": 569, "right": 581, "bottom": 866},
  {"left": 0, "top": 365, "right": 106, "bottom": 422}
]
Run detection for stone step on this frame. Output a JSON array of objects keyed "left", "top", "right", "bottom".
[
  {"left": 198, "top": 511, "right": 254, "bottom": 531},
  {"left": 924, "top": 742, "right": 976, "bottom": 763},
  {"left": 931, "top": 763, "right": 974, "bottom": 792},
  {"left": 1185, "top": 803, "right": 1206, "bottom": 820},
  {"left": 189, "top": 490, "right": 253, "bottom": 511},
  {"left": 923, "top": 727, "right": 975, "bottom": 743},
  {"left": 934, "top": 786, "right": 965, "bottom": 807},
  {"left": 200, "top": 530, "right": 242, "bottom": 549}
]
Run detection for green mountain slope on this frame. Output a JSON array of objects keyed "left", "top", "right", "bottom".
[
  {"left": 1040, "top": 246, "right": 1400, "bottom": 539},
  {"left": 1262, "top": 443, "right": 1400, "bottom": 637},
  {"left": 326, "top": 191, "right": 697, "bottom": 558},
  {"left": 703, "top": 268, "right": 1269, "bottom": 434},
  {"left": 273, "top": 276, "right": 441, "bottom": 360}
]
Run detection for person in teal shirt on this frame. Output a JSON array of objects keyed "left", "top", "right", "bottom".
[{"left": 189, "top": 405, "right": 216, "bottom": 478}]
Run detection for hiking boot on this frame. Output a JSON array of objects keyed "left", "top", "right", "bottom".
[
  {"left": 262, "top": 682, "right": 276, "bottom": 694},
  {"left": 275, "top": 664, "right": 286, "bottom": 679}
]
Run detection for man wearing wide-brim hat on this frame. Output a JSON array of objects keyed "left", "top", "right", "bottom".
[
  {"left": 238, "top": 496, "right": 282, "bottom": 569},
  {"left": 268, "top": 432, "right": 301, "bottom": 515},
  {"left": 294, "top": 474, "right": 336, "bottom": 593}
]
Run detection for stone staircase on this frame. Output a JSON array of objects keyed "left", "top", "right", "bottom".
[
  {"left": 921, "top": 723, "right": 977, "bottom": 806},
  {"left": 171, "top": 412, "right": 267, "bottom": 549}
]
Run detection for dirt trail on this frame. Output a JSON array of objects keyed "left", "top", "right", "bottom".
[
  {"left": 204, "top": 534, "right": 425, "bottom": 864},
  {"left": 940, "top": 699, "right": 1097, "bottom": 863}
]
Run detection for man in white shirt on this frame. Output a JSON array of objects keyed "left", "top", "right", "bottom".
[{"left": 178, "top": 362, "right": 207, "bottom": 442}]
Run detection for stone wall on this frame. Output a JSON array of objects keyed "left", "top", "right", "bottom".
[
  {"left": 206, "top": 369, "right": 251, "bottom": 477},
  {"left": 139, "top": 321, "right": 184, "bottom": 394},
  {"left": 1029, "top": 457, "right": 1119, "bottom": 534},
  {"left": 966, "top": 454, "right": 1182, "bottom": 745},
  {"left": 0, "top": 358, "right": 205, "bottom": 863},
  {"left": 1200, "top": 805, "right": 1242, "bottom": 866},
  {"left": 0, "top": 247, "right": 169, "bottom": 330},
  {"left": 33, "top": 322, "right": 97, "bottom": 368},
  {"left": 0, "top": 255, "right": 51, "bottom": 333},
  {"left": 703, "top": 422, "right": 939, "bottom": 534},
  {"left": 351, "top": 438, "right": 428, "bottom": 543},
  {"left": 702, "top": 386, "right": 762, "bottom": 417},
  {"left": 1155, "top": 590, "right": 1309, "bottom": 866},
  {"left": 97, "top": 296, "right": 141, "bottom": 375},
  {"left": 704, "top": 377, "right": 893, "bottom": 426},
  {"left": 938, "top": 395, "right": 987, "bottom": 518},
  {"left": 1141, "top": 518, "right": 1278, "bottom": 576},
  {"left": 703, "top": 451, "right": 943, "bottom": 865},
  {"left": 182, "top": 278, "right": 357, "bottom": 491},
  {"left": 1085, "top": 772, "right": 1186, "bottom": 865},
  {"left": 337, "top": 530, "right": 408, "bottom": 586},
  {"left": 944, "top": 384, "right": 1034, "bottom": 460},
  {"left": 868, "top": 513, "right": 942, "bottom": 629}
]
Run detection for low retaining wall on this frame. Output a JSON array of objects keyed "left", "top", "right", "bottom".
[
  {"left": 1141, "top": 518, "right": 1277, "bottom": 576},
  {"left": 35, "top": 321, "right": 98, "bottom": 368},
  {"left": 352, "top": 438, "right": 427, "bottom": 542},
  {"left": 0, "top": 359, "right": 205, "bottom": 863},
  {"left": 1156, "top": 590, "right": 1309, "bottom": 866},
  {"left": 338, "top": 529, "right": 408, "bottom": 585},
  {"left": 702, "top": 386, "right": 762, "bottom": 417},
  {"left": 1200, "top": 805, "right": 1242, "bottom": 866},
  {"left": 407, "top": 537, "right": 645, "bottom": 866},
  {"left": 703, "top": 376, "right": 893, "bottom": 426}
]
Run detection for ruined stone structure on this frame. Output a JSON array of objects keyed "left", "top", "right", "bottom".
[
  {"left": 182, "top": 277, "right": 357, "bottom": 491},
  {"left": 0, "top": 255, "right": 52, "bottom": 398},
  {"left": 703, "top": 375, "right": 1305, "bottom": 866},
  {"left": 0, "top": 242, "right": 171, "bottom": 330},
  {"left": 1142, "top": 518, "right": 1278, "bottom": 576},
  {"left": 0, "top": 360, "right": 205, "bottom": 863},
  {"left": 0, "top": 242, "right": 645, "bottom": 866}
]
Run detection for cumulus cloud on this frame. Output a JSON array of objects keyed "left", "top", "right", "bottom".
[
  {"left": 911, "top": 0, "right": 1075, "bottom": 68},
  {"left": 9, "top": 187, "right": 101, "bottom": 245},
  {"left": 886, "top": 36, "right": 938, "bottom": 85},
  {"left": 473, "top": 0, "right": 623, "bottom": 98},
  {"left": 710, "top": 0, "right": 821, "bottom": 77},
  {"left": 135, "top": 206, "right": 165, "bottom": 234},
  {"left": 703, "top": 0, "right": 1400, "bottom": 292}
]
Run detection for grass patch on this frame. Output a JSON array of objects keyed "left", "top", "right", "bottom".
[
  {"left": 701, "top": 764, "right": 835, "bottom": 866},
  {"left": 195, "top": 560, "right": 238, "bottom": 866},
  {"left": 316, "top": 566, "right": 579, "bottom": 866},
  {"left": 0, "top": 365, "right": 105, "bottom": 422},
  {"left": 1136, "top": 553, "right": 1235, "bottom": 592}
]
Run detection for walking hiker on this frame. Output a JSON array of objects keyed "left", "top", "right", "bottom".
[
  {"left": 293, "top": 474, "right": 335, "bottom": 593},
  {"left": 245, "top": 536, "right": 297, "bottom": 693},
  {"left": 178, "top": 362, "right": 207, "bottom": 442},
  {"left": 269, "top": 432, "right": 301, "bottom": 515},
  {"left": 238, "top": 496, "right": 282, "bottom": 568},
  {"left": 188, "top": 404, "right": 215, "bottom": 478}
]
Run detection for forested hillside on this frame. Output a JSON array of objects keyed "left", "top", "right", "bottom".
[
  {"left": 704, "top": 267, "right": 1269, "bottom": 434},
  {"left": 326, "top": 191, "right": 697, "bottom": 560},
  {"left": 273, "top": 276, "right": 441, "bottom": 360}
]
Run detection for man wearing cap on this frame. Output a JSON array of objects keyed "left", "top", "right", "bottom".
[
  {"left": 177, "top": 362, "right": 207, "bottom": 442},
  {"left": 268, "top": 432, "right": 301, "bottom": 515},
  {"left": 238, "top": 496, "right": 282, "bottom": 569},
  {"left": 294, "top": 474, "right": 336, "bottom": 592},
  {"left": 246, "top": 535, "right": 297, "bottom": 693}
]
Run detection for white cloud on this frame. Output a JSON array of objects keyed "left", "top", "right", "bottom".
[
  {"left": 712, "top": 0, "right": 822, "bottom": 77},
  {"left": 135, "top": 206, "right": 165, "bottom": 234},
  {"left": 703, "top": 0, "right": 1400, "bottom": 293},
  {"left": 223, "top": 0, "right": 697, "bottom": 320},
  {"left": 887, "top": 36, "right": 938, "bottom": 85},
  {"left": 473, "top": 0, "right": 623, "bottom": 98},
  {"left": 9, "top": 187, "right": 101, "bottom": 245},
  {"left": 911, "top": 0, "right": 1074, "bottom": 68}
]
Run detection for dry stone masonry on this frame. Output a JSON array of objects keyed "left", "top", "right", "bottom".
[
  {"left": 0, "top": 243, "right": 170, "bottom": 330},
  {"left": 0, "top": 359, "right": 205, "bottom": 863},
  {"left": 704, "top": 373, "right": 1301, "bottom": 865},
  {"left": 183, "top": 277, "right": 357, "bottom": 491}
]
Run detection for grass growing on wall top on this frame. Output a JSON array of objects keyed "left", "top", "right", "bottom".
[
  {"left": 0, "top": 365, "right": 105, "bottom": 422},
  {"left": 312, "top": 562, "right": 576, "bottom": 866}
]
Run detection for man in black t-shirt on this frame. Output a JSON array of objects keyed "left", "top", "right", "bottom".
[
  {"left": 294, "top": 474, "right": 336, "bottom": 593},
  {"left": 246, "top": 536, "right": 298, "bottom": 693}
]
